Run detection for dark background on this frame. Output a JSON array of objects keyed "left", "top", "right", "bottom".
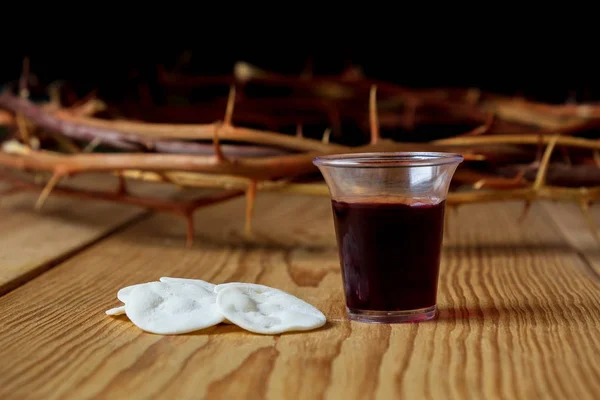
[{"left": 2, "top": 42, "right": 599, "bottom": 104}]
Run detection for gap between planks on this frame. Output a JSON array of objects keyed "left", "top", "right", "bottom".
[
  {"left": 0, "top": 211, "right": 152, "bottom": 297},
  {"left": 0, "top": 173, "right": 234, "bottom": 297},
  {"left": 538, "top": 200, "right": 600, "bottom": 280}
]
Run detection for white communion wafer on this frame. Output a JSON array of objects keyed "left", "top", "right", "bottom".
[
  {"left": 105, "top": 306, "right": 126, "bottom": 315},
  {"left": 117, "top": 283, "right": 149, "bottom": 303},
  {"left": 159, "top": 277, "right": 216, "bottom": 292},
  {"left": 158, "top": 277, "right": 234, "bottom": 322},
  {"left": 213, "top": 282, "right": 274, "bottom": 293},
  {"left": 213, "top": 283, "right": 276, "bottom": 326},
  {"left": 118, "top": 278, "right": 214, "bottom": 303},
  {"left": 216, "top": 284, "right": 326, "bottom": 334},
  {"left": 125, "top": 280, "right": 224, "bottom": 334}
]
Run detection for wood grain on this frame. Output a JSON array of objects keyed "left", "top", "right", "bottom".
[
  {"left": 541, "top": 201, "right": 600, "bottom": 277},
  {"left": 0, "top": 174, "right": 149, "bottom": 295},
  {"left": 0, "top": 194, "right": 598, "bottom": 399}
]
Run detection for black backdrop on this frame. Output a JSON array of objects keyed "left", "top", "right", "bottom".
[{"left": 2, "top": 42, "right": 599, "bottom": 104}]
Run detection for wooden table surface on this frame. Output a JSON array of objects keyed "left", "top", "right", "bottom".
[{"left": 0, "top": 177, "right": 599, "bottom": 399}]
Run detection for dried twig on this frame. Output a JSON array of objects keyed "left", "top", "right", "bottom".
[
  {"left": 245, "top": 180, "right": 257, "bottom": 236},
  {"left": 114, "top": 168, "right": 600, "bottom": 207},
  {"left": 83, "top": 137, "right": 102, "bottom": 153},
  {"left": 533, "top": 134, "right": 560, "bottom": 191},
  {"left": 2, "top": 59, "right": 600, "bottom": 246},
  {"left": 0, "top": 138, "right": 486, "bottom": 181},
  {"left": 2, "top": 167, "right": 599, "bottom": 225},
  {"left": 495, "top": 97, "right": 600, "bottom": 119},
  {"left": 34, "top": 171, "right": 63, "bottom": 210},
  {"left": 49, "top": 103, "right": 346, "bottom": 153},
  {"left": 0, "top": 171, "right": 243, "bottom": 246},
  {"left": 434, "top": 134, "right": 600, "bottom": 151},
  {"left": 224, "top": 85, "right": 236, "bottom": 126},
  {"left": 446, "top": 186, "right": 600, "bottom": 205},
  {"left": 321, "top": 128, "right": 331, "bottom": 144},
  {"left": 0, "top": 92, "right": 299, "bottom": 156},
  {"left": 495, "top": 164, "right": 600, "bottom": 187},
  {"left": 212, "top": 123, "right": 228, "bottom": 163},
  {"left": 369, "top": 85, "right": 380, "bottom": 144},
  {"left": 473, "top": 174, "right": 528, "bottom": 190}
]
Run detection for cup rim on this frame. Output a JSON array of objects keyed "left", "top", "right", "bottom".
[{"left": 313, "top": 151, "right": 464, "bottom": 168}]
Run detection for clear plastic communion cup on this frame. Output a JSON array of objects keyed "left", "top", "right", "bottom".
[{"left": 313, "top": 152, "right": 463, "bottom": 323}]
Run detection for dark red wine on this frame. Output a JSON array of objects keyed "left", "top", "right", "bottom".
[{"left": 331, "top": 197, "right": 446, "bottom": 312}]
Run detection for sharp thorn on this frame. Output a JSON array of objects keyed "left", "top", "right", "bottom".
[
  {"left": 245, "top": 180, "right": 257, "bottom": 237},
  {"left": 35, "top": 172, "right": 62, "bottom": 211},
  {"left": 369, "top": 85, "right": 380, "bottom": 144}
]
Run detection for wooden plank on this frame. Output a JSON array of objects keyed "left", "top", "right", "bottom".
[
  {"left": 0, "top": 196, "right": 598, "bottom": 399},
  {"left": 0, "top": 174, "right": 170, "bottom": 295},
  {"left": 540, "top": 201, "right": 600, "bottom": 277}
]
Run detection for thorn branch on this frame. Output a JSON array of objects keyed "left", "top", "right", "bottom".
[
  {"left": 245, "top": 180, "right": 257, "bottom": 236},
  {"left": 322, "top": 128, "right": 331, "bottom": 144},
  {"left": 533, "top": 134, "right": 560, "bottom": 191},
  {"left": 83, "top": 137, "right": 102, "bottom": 153},
  {"left": 35, "top": 171, "right": 63, "bottom": 210},
  {"left": 213, "top": 123, "right": 228, "bottom": 163},
  {"left": 224, "top": 85, "right": 236, "bottom": 126},
  {"left": 369, "top": 85, "right": 380, "bottom": 144}
]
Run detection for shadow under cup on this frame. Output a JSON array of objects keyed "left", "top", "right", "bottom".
[{"left": 313, "top": 152, "right": 463, "bottom": 323}]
